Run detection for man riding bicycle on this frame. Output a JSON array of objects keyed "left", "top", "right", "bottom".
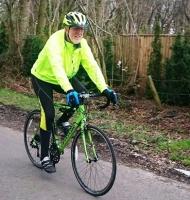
[{"left": 31, "top": 11, "right": 117, "bottom": 173}]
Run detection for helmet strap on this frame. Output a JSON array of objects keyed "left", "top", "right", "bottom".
[{"left": 65, "top": 27, "right": 73, "bottom": 43}]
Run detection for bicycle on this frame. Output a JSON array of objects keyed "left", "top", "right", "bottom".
[{"left": 24, "top": 92, "right": 117, "bottom": 196}]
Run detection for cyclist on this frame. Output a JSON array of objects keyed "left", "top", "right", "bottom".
[{"left": 31, "top": 11, "right": 117, "bottom": 173}]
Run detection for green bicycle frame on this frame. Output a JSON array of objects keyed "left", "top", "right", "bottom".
[{"left": 54, "top": 103, "right": 98, "bottom": 161}]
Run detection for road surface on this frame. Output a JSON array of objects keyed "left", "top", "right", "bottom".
[{"left": 0, "top": 125, "right": 189, "bottom": 200}]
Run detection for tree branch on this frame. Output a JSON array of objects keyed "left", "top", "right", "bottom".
[
  {"left": 88, "top": 16, "right": 112, "bottom": 36},
  {"left": 182, "top": 0, "right": 190, "bottom": 22},
  {"left": 51, "top": 0, "right": 60, "bottom": 27}
]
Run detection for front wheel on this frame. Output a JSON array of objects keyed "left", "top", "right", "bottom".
[
  {"left": 71, "top": 125, "right": 117, "bottom": 196},
  {"left": 24, "top": 110, "right": 42, "bottom": 168}
]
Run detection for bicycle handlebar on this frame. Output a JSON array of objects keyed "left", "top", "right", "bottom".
[
  {"left": 79, "top": 92, "right": 113, "bottom": 109},
  {"left": 57, "top": 92, "right": 118, "bottom": 110}
]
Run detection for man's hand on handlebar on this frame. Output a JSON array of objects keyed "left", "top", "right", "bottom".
[
  {"left": 66, "top": 90, "right": 80, "bottom": 107},
  {"left": 102, "top": 88, "right": 118, "bottom": 105}
]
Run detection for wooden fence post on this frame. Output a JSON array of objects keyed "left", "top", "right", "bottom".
[{"left": 148, "top": 75, "right": 162, "bottom": 109}]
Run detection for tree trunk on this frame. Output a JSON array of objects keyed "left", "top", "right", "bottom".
[
  {"left": 48, "top": 0, "right": 61, "bottom": 36},
  {"left": 7, "top": 7, "right": 17, "bottom": 55},
  {"left": 36, "top": 0, "right": 48, "bottom": 35},
  {"left": 18, "top": 0, "right": 31, "bottom": 48}
]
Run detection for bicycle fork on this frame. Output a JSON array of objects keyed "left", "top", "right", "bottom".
[{"left": 81, "top": 125, "right": 98, "bottom": 163}]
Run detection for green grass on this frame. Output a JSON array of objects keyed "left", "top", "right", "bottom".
[
  {"left": 158, "top": 139, "right": 190, "bottom": 166},
  {"left": 0, "top": 88, "right": 39, "bottom": 110},
  {"left": 159, "top": 139, "right": 190, "bottom": 151}
]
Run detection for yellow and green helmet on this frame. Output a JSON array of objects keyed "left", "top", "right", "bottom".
[{"left": 63, "top": 12, "right": 88, "bottom": 28}]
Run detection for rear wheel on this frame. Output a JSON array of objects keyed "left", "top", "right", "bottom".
[
  {"left": 71, "top": 125, "right": 116, "bottom": 196},
  {"left": 24, "top": 110, "right": 42, "bottom": 168}
]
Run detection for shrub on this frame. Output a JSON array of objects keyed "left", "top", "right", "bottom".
[
  {"left": 22, "top": 35, "right": 45, "bottom": 76},
  {"left": 161, "top": 34, "right": 190, "bottom": 105},
  {"left": 103, "top": 36, "right": 114, "bottom": 78},
  {"left": 146, "top": 18, "right": 162, "bottom": 97},
  {"left": 0, "top": 22, "right": 8, "bottom": 55}
]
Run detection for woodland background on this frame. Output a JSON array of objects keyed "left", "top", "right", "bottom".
[{"left": 0, "top": 0, "right": 190, "bottom": 105}]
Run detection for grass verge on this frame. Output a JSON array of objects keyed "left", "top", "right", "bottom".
[
  {"left": 0, "top": 88, "right": 39, "bottom": 111},
  {"left": 91, "top": 110, "right": 190, "bottom": 167}
]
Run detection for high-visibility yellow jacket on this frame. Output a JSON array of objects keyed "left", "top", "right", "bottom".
[{"left": 31, "top": 29, "right": 107, "bottom": 92}]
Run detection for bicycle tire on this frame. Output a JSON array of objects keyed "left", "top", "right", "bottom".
[
  {"left": 24, "top": 109, "right": 42, "bottom": 169},
  {"left": 71, "top": 125, "right": 116, "bottom": 196}
]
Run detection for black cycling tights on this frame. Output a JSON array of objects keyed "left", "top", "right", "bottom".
[{"left": 31, "top": 75, "right": 87, "bottom": 160}]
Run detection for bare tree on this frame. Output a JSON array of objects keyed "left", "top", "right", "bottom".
[
  {"left": 18, "top": 0, "right": 31, "bottom": 47},
  {"left": 36, "top": 0, "right": 48, "bottom": 35},
  {"left": 182, "top": 0, "right": 190, "bottom": 24},
  {"left": 47, "top": 0, "right": 60, "bottom": 36},
  {"left": 3, "top": 0, "right": 18, "bottom": 55}
]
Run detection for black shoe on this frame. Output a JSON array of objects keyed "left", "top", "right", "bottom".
[{"left": 41, "top": 157, "right": 56, "bottom": 173}]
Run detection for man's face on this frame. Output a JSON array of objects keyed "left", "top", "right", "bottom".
[{"left": 67, "top": 27, "right": 84, "bottom": 44}]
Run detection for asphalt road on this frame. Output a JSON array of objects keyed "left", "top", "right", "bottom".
[{"left": 0, "top": 125, "right": 190, "bottom": 200}]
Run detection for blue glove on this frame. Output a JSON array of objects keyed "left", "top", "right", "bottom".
[
  {"left": 102, "top": 88, "right": 118, "bottom": 105},
  {"left": 66, "top": 90, "right": 80, "bottom": 107}
]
